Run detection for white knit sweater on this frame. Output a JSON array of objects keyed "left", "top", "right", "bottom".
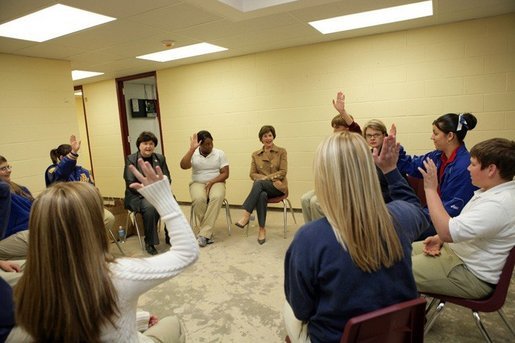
[{"left": 100, "top": 177, "right": 199, "bottom": 342}]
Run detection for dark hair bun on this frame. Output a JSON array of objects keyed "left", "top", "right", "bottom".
[{"left": 461, "top": 113, "right": 477, "bottom": 131}]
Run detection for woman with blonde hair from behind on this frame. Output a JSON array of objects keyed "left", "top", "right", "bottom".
[
  {"left": 9, "top": 159, "right": 199, "bottom": 343},
  {"left": 284, "top": 131, "right": 429, "bottom": 343}
]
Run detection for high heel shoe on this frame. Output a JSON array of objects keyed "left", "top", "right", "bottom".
[
  {"left": 235, "top": 219, "right": 249, "bottom": 229},
  {"left": 257, "top": 229, "right": 266, "bottom": 245}
]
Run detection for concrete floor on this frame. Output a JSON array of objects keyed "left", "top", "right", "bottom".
[{"left": 111, "top": 205, "right": 515, "bottom": 342}]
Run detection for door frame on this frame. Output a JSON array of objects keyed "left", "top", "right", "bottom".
[{"left": 115, "top": 71, "right": 164, "bottom": 157}]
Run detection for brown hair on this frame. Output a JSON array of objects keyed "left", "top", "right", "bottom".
[
  {"left": 14, "top": 182, "right": 118, "bottom": 342},
  {"left": 363, "top": 119, "right": 387, "bottom": 136},
  {"left": 0, "top": 155, "right": 33, "bottom": 201},
  {"left": 470, "top": 138, "right": 515, "bottom": 181},
  {"left": 314, "top": 132, "right": 403, "bottom": 272},
  {"left": 258, "top": 125, "right": 276, "bottom": 141},
  {"left": 331, "top": 114, "right": 354, "bottom": 129}
]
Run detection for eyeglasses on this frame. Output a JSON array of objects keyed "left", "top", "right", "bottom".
[
  {"left": 0, "top": 165, "right": 12, "bottom": 172},
  {"left": 365, "top": 133, "right": 384, "bottom": 139}
]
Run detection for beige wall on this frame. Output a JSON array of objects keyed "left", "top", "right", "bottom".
[
  {"left": 75, "top": 94, "right": 92, "bottom": 172},
  {"left": 82, "top": 81, "right": 125, "bottom": 197},
  {"left": 0, "top": 54, "right": 78, "bottom": 195},
  {"left": 156, "top": 13, "right": 515, "bottom": 207},
  {"left": 2, "top": 13, "right": 513, "bottom": 205}
]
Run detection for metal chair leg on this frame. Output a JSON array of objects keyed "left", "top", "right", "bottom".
[
  {"left": 425, "top": 297, "right": 439, "bottom": 315},
  {"left": 127, "top": 211, "right": 145, "bottom": 252},
  {"left": 498, "top": 308, "right": 515, "bottom": 337},
  {"left": 285, "top": 198, "right": 297, "bottom": 224},
  {"left": 107, "top": 227, "right": 125, "bottom": 256},
  {"left": 424, "top": 301, "right": 446, "bottom": 335},
  {"left": 282, "top": 200, "right": 288, "bottom": 238},
  {"left": 223, "top": 199, "right": 232, "bottom": 236},
  {"left": 472, "top": 311, "right": 493, "bottom": 343}
]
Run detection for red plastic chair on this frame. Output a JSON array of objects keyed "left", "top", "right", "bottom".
[
  {"left": 246, "top": 192, "right": 296, "bottom": 239},
  {"left": 423, "top": 246, "right": 515, "bottom": 342},
  {"left": 285, "top": 297, "right": 426, "bottom": 343}
]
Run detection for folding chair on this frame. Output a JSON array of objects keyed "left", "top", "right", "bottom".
[
  {"left": 285, "top": 297, "right": 426, "bottom": 343},
  {"left": 423, "top": 246, "right": 515, "bottom": 342}
]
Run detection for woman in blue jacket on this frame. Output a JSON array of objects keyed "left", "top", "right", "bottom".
[
  {"left": 0, "top": 156, "right": 32, "bottom": 260},
  {"left": 396, "top": 113, "right": 478, "bottom": 240},
  {"left": 45, "top": 135, "right": 115, "bottom": 235}
]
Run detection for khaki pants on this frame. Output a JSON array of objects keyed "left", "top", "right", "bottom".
[
  {"left": 300, "top": 190, "right": 324, "bottom": 224},
  {"left": 144, "top": 316, "right": 186, "bottom": 343},
  {"left": 0, "top": 259, "right": 25, "bottom": 286},
  {"left": 283, "top": 302, "right": 311, "bottom": 343},
  {"left": 0, "top": 230, "right": 29, "bottom": 260},
  {"left": 412, "top": 242, "right": 493, "bottom": 299},
  {"left": 190, "top": 182, "right": 225, "bottom": 239},
  {"left": 104, "top": 207, "right": 115, "bottom": 233}
]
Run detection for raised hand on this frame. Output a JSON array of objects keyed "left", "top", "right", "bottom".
[
  {"left": 418, "top": 159, "right": 439, "bottom": 191},
  {"left": 190, "top": 133, "right": 200, "bottom": 151},
  {"left": 373, "top": 132, "right": 400, "bottom": 174},
  {"left": 389, "top": 123, "right": 397, "bottom": 137},
  {"left": 129, "top": 158, "right": 164, "bottom": 190},
  {"left": 69, "top": 134, "right": 81, "bottom": 153},
  {"left": 332, "top": 91, "right": 346, "bottom": 114},
  {"left": 422, "top": 235, "right": 443, "bottom": 256}
]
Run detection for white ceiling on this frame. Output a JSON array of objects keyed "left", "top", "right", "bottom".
[{"left": 1, "top": 0, "right": 514, "bottom": 85}]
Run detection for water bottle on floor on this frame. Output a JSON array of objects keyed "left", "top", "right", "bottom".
[{"left": 118, "top": 225, "right": 126, "bottom": 243}]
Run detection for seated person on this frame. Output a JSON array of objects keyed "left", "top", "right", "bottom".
[
  {"left": 124, "top": 131, "right": 171, "bottom": 255},
  {"left": 301, "top": 91, "right": 362, "bottom": 223},
  {"left": 180, "top": 131, "right": 229, "bottom": 247},
  {"left": 285, "top": 132, "right": 429, "bottom": 343},
  {"left": 0, "top": 157, "right": 32, "bottom": 260},
  {"left": 413, "top": 138, "right": 515, "bottom": 299},
  {"left": 44, "top": 135, "right": 115, "bottom": 236},
  {"left": 235, "top": 125, "right": 287, "bottom": 245},
  {"left": 396, "top": 113, "right": 478, "bottom": 240},
  {"left": 10, "top": 159, "right": 198, "bottom": 342},
  {"left": 362, "top": 120, "right": 408, "bottom": 203}
]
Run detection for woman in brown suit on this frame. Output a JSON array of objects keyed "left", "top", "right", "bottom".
[{"left": 235, "top": 125, "right": 288, "bottom": 244}]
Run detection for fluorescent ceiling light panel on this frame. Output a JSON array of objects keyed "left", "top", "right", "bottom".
[
  {"left": 72, "top": 70, "right": 104, "bottom": 81},
  {"left": 309, "top": 0, "right": 433, "bottom": 34},
  {"left": 0, "top": 4, "right": 116, "bottom": 42},
  {"left": 137, "top": 43, "right": 228, "bottom": 62},
  {"left": 218, "top": 0, "right": 298, "bottom": 12}
]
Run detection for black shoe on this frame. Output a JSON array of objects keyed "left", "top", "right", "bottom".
[
  {"left": 257, "top": 237, "right": 266, "bottom": 245},
  {"left": 146, "top": 244, "right": 158, "bottom": 255}
]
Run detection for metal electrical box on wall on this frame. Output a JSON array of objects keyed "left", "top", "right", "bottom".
[{"left": 130, "top": 98, "right": 157, "bottom": 118}]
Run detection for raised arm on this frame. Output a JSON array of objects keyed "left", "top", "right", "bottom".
[
  {"left": 373, "top": 133, "right": 420, "bottom": 206},
  {"left": 113, "top": 159, "right": 199, "bottom": 295},
  {"left": 179, "top": 133, "right": 200, "bottom": 170},
  {"left": 419, "top": 159, "right": 453, "bottom": 242},
  {"left": 332, "top": 91, "right": 354, "bottom": 127}
]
